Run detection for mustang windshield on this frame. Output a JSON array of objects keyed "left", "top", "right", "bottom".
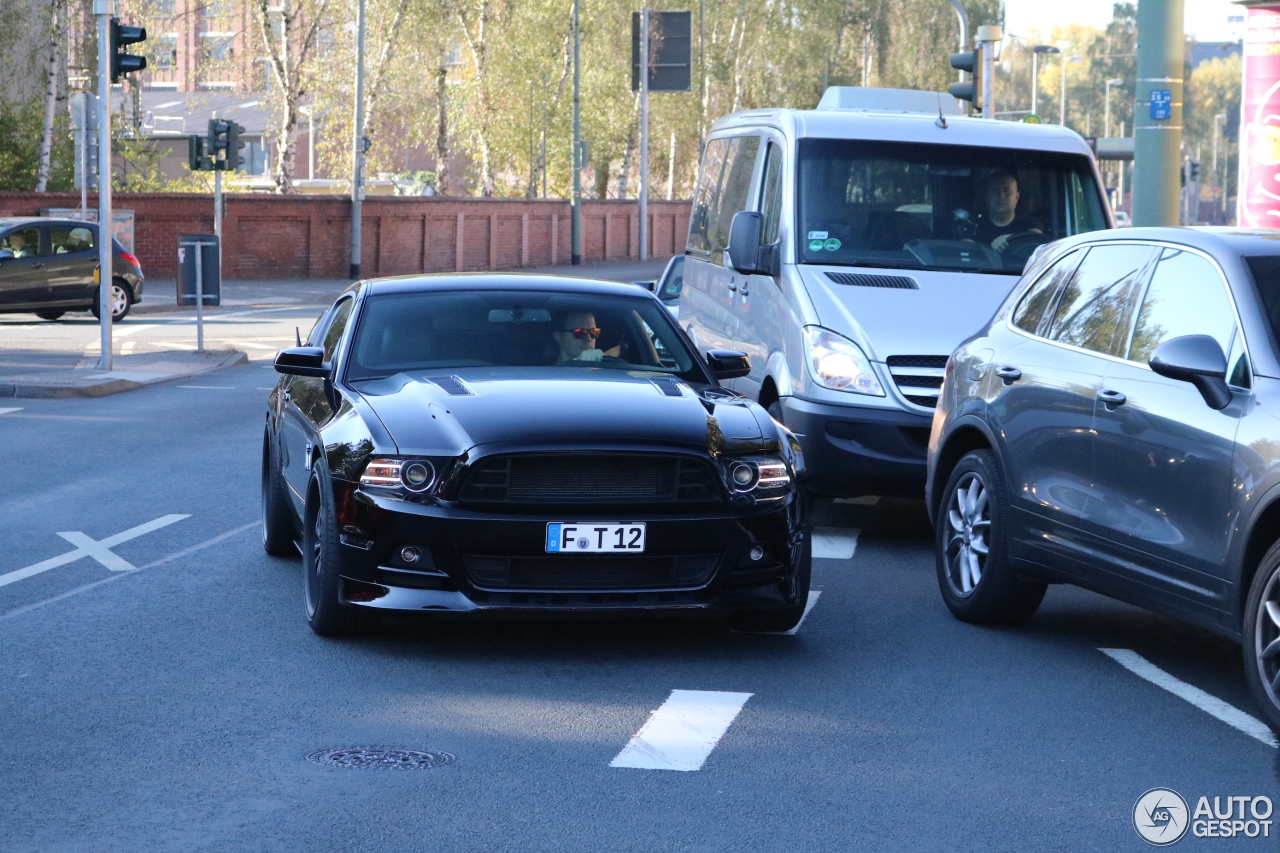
[
  {"left": 346, "top": 290, "right": 701, "bottom": 382},
  {"left": 797, "top": 138, "right": 1108, "bottom": 275}
]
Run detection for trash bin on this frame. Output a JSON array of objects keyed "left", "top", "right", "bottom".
[{"left": 177, "top": 234, "right": 220, "bottom": 307}]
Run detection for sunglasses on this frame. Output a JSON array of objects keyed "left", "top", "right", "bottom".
[{"left": 564, "top": 327, "right": 601, "bottom": 340}]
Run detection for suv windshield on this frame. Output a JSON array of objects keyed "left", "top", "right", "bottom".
[
  {"left": 798, "top": 139, "right": 1108, "bottom": 275},
  {"left": 346, "top": 290, "right": 702, "bottom": 382}
]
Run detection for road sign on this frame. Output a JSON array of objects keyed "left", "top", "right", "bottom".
[
  {"left": 631, "top": 10, "right": 692, "bottom": 92},
  {"left": 1150, "top": 89, "right": 1172, "bottom": 120}
]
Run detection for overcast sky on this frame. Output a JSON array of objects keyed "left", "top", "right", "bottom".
[{"left": 1002, "top": 0, "right": 1242, "bottom": 43}]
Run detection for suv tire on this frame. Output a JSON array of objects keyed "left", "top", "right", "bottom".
[{"left": 1243, "top": 540, "right": 1280, "bottom": 733}]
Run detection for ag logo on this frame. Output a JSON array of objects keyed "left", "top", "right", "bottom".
[{"left": 1134, "top": 788, "right": 1190, "bottom": 845}]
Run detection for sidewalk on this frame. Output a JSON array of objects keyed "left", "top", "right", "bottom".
[{"left": 0, "top": 350, "right": 248, "bottom": 398}]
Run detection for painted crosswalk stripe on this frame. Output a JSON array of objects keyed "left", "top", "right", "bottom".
[
  {"left": 812, "top": 527, "right": 859, "bottom": 559},
  {"left": 1100, "top": 648, "right": 1278, "bottom": 748},
  {"left": 610, "top": 690, "right": 753, "bottom": 771},
  {"left": 0, "top": 408, "right": 22, "bottom": 415},
  {"left": 0, "top": 514, "right": 189, "bottom": 589}
]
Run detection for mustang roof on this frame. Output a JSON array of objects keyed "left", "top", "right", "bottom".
[{"left": 363, "top": 272, "right": 657, "bottom": 298}]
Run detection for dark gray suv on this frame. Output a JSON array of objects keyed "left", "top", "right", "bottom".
[{"left": 926, "top": 227, "right": 1280, "bottom": 732}]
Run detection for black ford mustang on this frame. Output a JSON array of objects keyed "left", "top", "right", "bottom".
[{"left": 263, "top": 274, "right": 811, "bottom": 636}]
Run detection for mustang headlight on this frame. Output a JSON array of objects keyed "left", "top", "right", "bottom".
[
  {"left": 360, "top": 458, "right": 438, "bottom": 495},
  {"left": 804, "top": 326, "right": 884, "bottom": 396},
  {"left": 726, "top": 455, "right": 791, "bottom": 495}
]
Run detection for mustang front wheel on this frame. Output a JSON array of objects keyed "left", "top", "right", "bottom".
[{"left": 302, "top": 468, "right": 370, "bottom": 636}]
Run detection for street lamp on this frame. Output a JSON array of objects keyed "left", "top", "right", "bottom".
[
  {"left": 1104, "top": 77, "right": 1124, "bottom": 138},
  {"left": 1031, "top": 45, "right": 1059, "bottom": 117},
  {"left": 1214, "top": 112, "right": 1228, "bottom": 220},
  {"left": 1060, "top": 55, "right": 1082, "bottom": 127}
]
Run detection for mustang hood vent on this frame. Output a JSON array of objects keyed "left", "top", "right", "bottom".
[
  {"left": 426, "top": 375, "right": 474, "bottom": 396},
  {"left": 649, "top": 377, "right": 687, "bottom": 397}
]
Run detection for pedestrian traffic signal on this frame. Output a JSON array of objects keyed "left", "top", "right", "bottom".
[
  {"left": 224, "top": 121, "right": 246, "bottom": 171},
  {"left": 109, "top": 18, "right": 147, "bottom": 82},
  {"left": 948, "top": 49, "right": 982, "bottom": 109}
]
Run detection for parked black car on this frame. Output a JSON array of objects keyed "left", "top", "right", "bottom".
[
  {"left": 926, "top": 227, "right": 1280, "bottom": 731},
  {"left": 633, "top": 254, "right": 685, "bottom": 318},
  {"left": 0, "top": 216, "right": 145, "bottom": 321},
  {"left": 263, "top": 273, "right": 811, "bottom": 636}
]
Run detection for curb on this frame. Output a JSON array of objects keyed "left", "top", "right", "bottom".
[{"left": 0, "top": 351, "right": 250, "bottom": 399}]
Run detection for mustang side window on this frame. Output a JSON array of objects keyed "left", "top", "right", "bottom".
[{"left": 322, "top": 299, "right": 354, "bottom": 362}]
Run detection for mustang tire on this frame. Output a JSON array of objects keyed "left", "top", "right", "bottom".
[
  {"left": 261, "top": 430, "right": 296, "bottom": 557},
  {"left": 936, "top": 449, "right": 1045, "bottom": 625},
  {"left": 1243, "top": 540, "right": 1280, "bottom": 734},
  {"left": 302, "top": 466, "right": 371, "bottom": 637}
]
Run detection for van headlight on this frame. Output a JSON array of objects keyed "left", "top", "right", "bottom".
[{"left": 803, "top": 326, "right": 884, "bottom": 396}]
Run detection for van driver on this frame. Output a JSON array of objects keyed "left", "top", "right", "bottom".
[{"left": 974, "top": 172, "right": 1043, "bottom": 251}]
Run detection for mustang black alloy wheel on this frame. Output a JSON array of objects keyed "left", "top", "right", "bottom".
[
  {"left": 936, "top": 449, "right": 1045, "bottom": 625},
  {"left": 1243, "top": 540, "right": 1280, "bottom": 733},
  {"left": 302, "top": 466, "right": 371, "bottom": 636},
  {"left": 261, "top": 431, "right": 296, "bottom": 557}
]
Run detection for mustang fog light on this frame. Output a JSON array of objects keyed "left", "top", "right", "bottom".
[
  {"left": 749, "top": 546, "right": 765, "bottom": 561},
  {"left": 730, "top": 461, "right": 758, "bottom": 490},
  {"left": 401, "top": 461, "right": 435, "bottom": 492},
  {"left": 399, "top": 546, "right": 421, "bottom": 564}
]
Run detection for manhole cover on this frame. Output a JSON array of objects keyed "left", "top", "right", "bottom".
[{"left": 306, "top": 747, "right": 456, "bottom": 769}]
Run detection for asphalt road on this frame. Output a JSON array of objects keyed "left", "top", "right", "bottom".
[{"left": 1, "top": 296, "right": 1278, "bottom": 852}]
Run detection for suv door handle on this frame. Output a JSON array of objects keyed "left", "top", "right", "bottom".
[
  {"left": 740, "top": 280, "right": 749, "bottom": 296},
  {"left": 996, "top": 366, "right": 1022, "bottom": 385},
  {"left": 727, "top": 280, "right": 737, "bottom": 292},
  {"left": 1098, "top": 389, "right": 1127, "bottom": 408}
]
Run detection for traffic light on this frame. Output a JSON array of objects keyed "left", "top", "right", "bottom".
[
  {"left": 948, "top": 48, "right": 982, "bottom": 110},
  {"left": 187, "top": 135, "right": 212, "bottom": 171},
  {"left": 207, "top": 118, "right": 229, "bottom": 159},
  {"left": 224, "top": 121, "right": 245, "bottom": 171},
  {"left": 109, "top": 18, "right": 147, "bottom": 82}
]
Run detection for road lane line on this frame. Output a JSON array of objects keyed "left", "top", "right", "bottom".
[
  {"left": 1099, "top": 648, "right": 1278, "bottom": 748},
  {"left": 813, "top": 528, "right": 859, "bottom": 559},
  {"left": 56, "top": 532, "right": 137, "bottom": 572},
  {"left": 759, "top": 590, "right": 821, "bottom": 636},
  {"left": 0, "top": 514, "right": 188, "bottom": 589},
  {"left": 176, "top": 386, "right": 235, "bottom": 389},
  {"left": 0, "top": 522, "right": 256, "bottom": 623},
  {"left": 610, "top": 690, "right": 753, "bottom": 771},
  {"left": 0, "top": 408, "right": 22, "bottom": 415}
]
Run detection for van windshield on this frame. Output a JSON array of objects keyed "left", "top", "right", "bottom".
[{"left": 797, "top": 138, "right": 1108, "bottom": 275}]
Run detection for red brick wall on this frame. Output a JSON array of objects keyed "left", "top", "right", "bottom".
[{"left": 0, "top": 193, "right": 691, "bottom": 279}]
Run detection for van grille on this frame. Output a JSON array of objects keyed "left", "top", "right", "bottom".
[
  {"left": 825, "top": 272, "right": 919, "bottom": 289},
  {"left": 886, "top": 355, "right": 948, "bottom": 408}
]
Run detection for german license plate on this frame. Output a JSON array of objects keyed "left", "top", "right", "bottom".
[{"left": 546, "top": 523, "right": 646, "bottom": 553}]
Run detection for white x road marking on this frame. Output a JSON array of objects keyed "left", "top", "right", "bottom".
[{"left": 0, "top": 515, "right": 189, "bottom": 589}]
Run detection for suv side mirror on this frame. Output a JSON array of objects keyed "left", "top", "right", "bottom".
[
  {"left": 274, "top": 346, "right": 330, "bottom": 378},
  {"left": 706, "top": 349, "right": 751, "bottom": 381},
  {"left": 1149, "top": 334, "right": 1232, "bottom": 410}
]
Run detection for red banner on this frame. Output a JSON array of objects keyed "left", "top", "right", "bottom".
[{"left": 1242, "top": 6, "right": 1280, "bottom": 227}]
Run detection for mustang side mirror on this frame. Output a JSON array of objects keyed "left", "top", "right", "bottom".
[
  {"left": 274, "top": 346, "right": 330, "bottom": 378},
  {"left": 631, "top": 279, "right": 657, "bottom": 292},
  {"left": 706, "top": 349, "right": 751, "bottom": 381},
  {"left": 1149, "top": 334, "right": 1232, "bottom": 410}
]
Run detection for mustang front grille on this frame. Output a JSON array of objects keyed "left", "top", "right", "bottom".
[
  {"left": 463, "top": 554, "right": 720, "bottom": 591},
  {"left": 457, "top": 454, "right": 721, "bottom": 505}
]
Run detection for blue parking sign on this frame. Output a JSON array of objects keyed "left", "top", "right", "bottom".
[{"left": 1150, "top": 89, "right": 1172, "bottom": 120}]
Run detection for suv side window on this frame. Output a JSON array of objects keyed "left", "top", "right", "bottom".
[
  {"left": 1012, "top": 249, "right": 1080, "bottom": 336},
  {"left": 1128, "top": 248, "right": 1238, "bottom": 366},
  {"left": 1047, "top": 243, "right": 1156, "bottom": 357}
]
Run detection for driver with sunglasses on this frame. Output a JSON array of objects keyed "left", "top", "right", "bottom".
[{"left": 552, "top": 310, "right": 605, "bottom": 363}]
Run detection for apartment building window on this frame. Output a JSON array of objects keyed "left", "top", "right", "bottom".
[
  {"left": 153, "top": 0, "right": 176, "bottom": 16},
  {"left": 153, "top": 34, "right": 178, "bottom": 70},
  {"left": 202, "top": 33, "right": 235, "bottom": 63},
  {"left": 204, "top": 0, "right": 233, "bottom": 29}
]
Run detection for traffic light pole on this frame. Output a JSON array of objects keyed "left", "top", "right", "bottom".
[
  {"left": 349, "top": 0, "right": 366, "bottom": 280},
  {"left": 1132, "top": 0, "right": 1184, "bottom": 227},
  {"left": 638, "top": 7, "right": 649, "bottom": 262},
  {"left": 95, "top": 0, "right": 113, "bottom": 370}
]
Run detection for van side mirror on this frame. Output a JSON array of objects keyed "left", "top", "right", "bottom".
[
  {"left": 706, "top": 349, "right": 751, "bottom": 381},
  {"left": 1149, "top": 334, "right": 1232, "bottom": 410},
  {"left": 274, "top": 346, "right": 331, "bottom": 378}
]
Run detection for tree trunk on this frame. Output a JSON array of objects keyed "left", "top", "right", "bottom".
[
  {"left": 435, "top": 62, "right": 449, "bottom": 196},
  {"left": 35, "top": 0, "right": 62, "bottom": 192}
]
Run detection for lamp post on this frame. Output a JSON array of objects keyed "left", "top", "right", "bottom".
[
  {"left": 1031, "top": 45, "right": 1059, "bottom": 117},
  {"left": 1104, "top": 77, "right": 1124, "bottom": 137},
  {"left": 1214, "top": 112, "right": 1228, "bottom": 220},
  {"left": 1060, "top": 55, "right": 1081, "bottom": 127}
]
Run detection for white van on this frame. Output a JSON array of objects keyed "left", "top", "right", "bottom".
[{"left": 680, "top": 87, "right": 1112, "bottom": 497}]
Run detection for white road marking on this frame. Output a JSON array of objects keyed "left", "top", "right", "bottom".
[
  {"left": 0, "top": 408, "right": 22, "bottom": 415},
  {"left": 113, "top": 324, "right": 155, "bottom": 337},
  {"left": 758, "top": 590, "right": 821, "bottom": 636},
  {"left": 813, "top": 527, "right": 859, "bottom": 559},
  {"left": 0, "top": 522, "right": 255, "bottom": 622},
  {"left": 176, "top": 385, "right": 235, "bottom": 389},
  {"left": 120, "top": 341, "right": 136, "bottom": 354},
  {"left": 0, "top": 514, "right": 189, "bottom": 589},
  {"left": 610, "top": 690, "right": 753, "bottom": 771},
  {"left": 55, "top": 531, "right": 138, "bottom": 572},
  {"left": 1100, "top": 648, "right": 1279, "bottom": 748},
  {"left": 834, "top": 496, "right": 880, "bottom": 506}
]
